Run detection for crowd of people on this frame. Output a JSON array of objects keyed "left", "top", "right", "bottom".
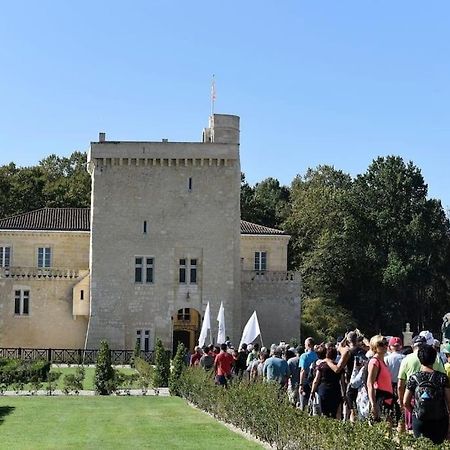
[{"left": 188, "top": 330, "right": 450, "bottom": 445}]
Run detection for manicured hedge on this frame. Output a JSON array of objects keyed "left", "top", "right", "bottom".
[
  {"left": 177, "top": 368, "right": 450, "bottom": 450},
  {"left": 0, "top": 358, "right": 51, "bottom": 385}
]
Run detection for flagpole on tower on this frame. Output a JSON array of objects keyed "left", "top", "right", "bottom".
[{"left": 210, "top": 74, "right": 216, "bottom": 116}]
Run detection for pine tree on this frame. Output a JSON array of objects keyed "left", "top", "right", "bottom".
[
  {"left": 169, "top": 342, "right": 186, "bottom": 396},
  {"left": 94, "top": 340, "right": 114, "bottom": 395},
  {"left": 153, "top": 338, "right": 170, "bottom": 388}
]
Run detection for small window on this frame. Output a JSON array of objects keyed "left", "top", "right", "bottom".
[
  {"left": 188, "top": 177, "right": 192, "bottom": 191},
  {"left": 135, "top": 257, "right": 143, "bottom": 283},
  {"left": 80, "top": 290, "right": 84, "bottom": 300},
  {"left": 143, "top": 221, "right": 147, "bottom": 234},
  {"left": 177, "top": 308, "right": 190, "bottom": 321},
  {"left": 37, "top": 247, "right": 51, "bottom": 268},
  {"left": 190, "top": 259, "right": 197, "bottom": 284},
  {"left": 0, "top": 247, "right": 11, "bottom": 268},
  {"left": 14, "top": 289, "right": 30, "bottom": 316},
  {"left": 179, "top": 259, "right": 186, "bottom": 283},
  {"left": 254, "top": 251, "right": 267, "bottom": 271},
  {"left": 146, "top": 258, "right": 154, "bottom": 283}
]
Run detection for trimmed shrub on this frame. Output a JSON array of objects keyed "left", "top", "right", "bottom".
[
  {"left": 46, "top": 371, "right": 61, "bottom": 396},
  {"left": 63, "top": 366, "right": 85, "bottom": 395},
  {"left": 134, "top": 357, "right": 154, "bottom": 394},
  {"left": 152, "top": 338, "right": 170, "bottom": 388},
  {"left": 94, "top": 340, "right": 114, "bottom": 395},
  {"left": 178, "top": 368, "right": 450, "bottom": 450},
  {"left": 0, "top": 359, "right": 51, "bottom": 387},
  {"left": 169, "top": 342, "right": 186, "bottom": 396}
]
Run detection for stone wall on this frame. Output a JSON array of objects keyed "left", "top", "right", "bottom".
[
  {"left": 240, "top": 235, "right": 290, "bottom": 272},
  {"left": 241, "top": 271, "right": 301, "bottom": 347},
  {"left": 87, "top": 115, "right": 242, "bottom": 350},
  {"left": 0, "top": 231, "right": 90, "bottom": 348}
]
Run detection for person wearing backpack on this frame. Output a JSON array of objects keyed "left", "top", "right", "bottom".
[{"left": 403, "top": 344, "right": 450, "bottom": 444}]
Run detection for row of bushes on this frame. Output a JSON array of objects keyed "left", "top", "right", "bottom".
[
  {"left": 176, "top": 367, "right": 450, "bottom": 450},
  {"left": 0, "top": 358, "right": 51, "bottom": 385}
]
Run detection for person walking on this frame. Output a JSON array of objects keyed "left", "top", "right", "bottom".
[
  {"left": 367, "top": 335, "right": 393, "bottom": 423},
  {"left": 214, "top": 343, "right": 234, "bottom": 387},
  {"left": 403, "top": 344, "right": 450, "bottom": 444}
]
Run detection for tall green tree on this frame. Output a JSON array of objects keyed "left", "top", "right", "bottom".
[{"left": 240, "top": 173, "right": 290, "bottom": 229}]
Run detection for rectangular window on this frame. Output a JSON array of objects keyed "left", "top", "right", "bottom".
[
  {"left": 254, "top": 251, "right": 267, "bottom": 271},
  {"left": 146, "top": 258, "right": 153, "bottom": 283},
  {"left": 190, "top": 259, "right": 197, "bottom": 284},
  {"left": 0, "top": 247, "right": 11, "bottom": 268},
  {"left": 80, "top": 290, "right": 84, "bottom": 300},
  {"left": 188, "top": 177, "right": 192, "bottom": 191},
  {"left": 179, "top": 259, "right": 186, "bottom": 283},
  {"left": 14, "top": 290, "right": 30, "bottom": 316},
  {"left": 136, "top": 330, "right": 142, "bottom": 349},
  {"left": 143, "top": 221, "right": 147, "bottom": 234},
  {"left": 37, "top": 247, "right": 51, "bottom": 268},
  {"left": 135, "top": 257, "right": 154, "bottom": 284},
  {"left": 135, "top": 257, "right": 143, "bottom": 283}
]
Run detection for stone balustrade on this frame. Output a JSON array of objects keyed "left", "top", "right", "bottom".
[
  {"left": 241, "top": 270, "right": 300, "bottom": 283},
  {"left": 0, "top": 267, "right": 80, "bottom": 280}
]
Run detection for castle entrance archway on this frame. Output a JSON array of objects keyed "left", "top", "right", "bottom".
[{"left": 172, "top": 307, "right": 201, "bottom": 355}]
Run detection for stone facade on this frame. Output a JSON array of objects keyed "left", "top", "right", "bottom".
[
  {"left": 0, "top": 113, "right": 301, "bottom": 351},
  {"left": 0, "top": 230, "right": 89, "bottom": 348}
]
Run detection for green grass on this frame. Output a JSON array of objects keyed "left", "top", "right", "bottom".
[
  {"left": 0, "top": 396, "right": 262, "bottom": 449},
  {"left": 52, "top": 366, "right": 139, "bottom": 390}
]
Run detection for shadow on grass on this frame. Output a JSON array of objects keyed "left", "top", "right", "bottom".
[{"left": 0, "top": 406, "right": 15, "bottom": 425}]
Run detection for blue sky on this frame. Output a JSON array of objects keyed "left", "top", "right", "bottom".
[{"left": 1, "top": 1, "right": 449, "bottom": 209}]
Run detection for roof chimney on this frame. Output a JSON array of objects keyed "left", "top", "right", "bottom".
[{"left": 99, "top": 132, "right": 106, "bottom": 143}]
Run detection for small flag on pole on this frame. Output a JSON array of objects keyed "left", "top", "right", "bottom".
[
  {"left": 211, "top": 74, "right": 216, "bottom": 115},
  {"left": 217, "top": 302, "right": 226, "bottom": 344},
  {"left": 239, "top": 311, "right": 261, "bottom": 349},
  {"left": 198, "top": 302, "right": 211, "bottom": 347}
]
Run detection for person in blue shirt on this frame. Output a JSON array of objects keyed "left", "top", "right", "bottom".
[
  {"left": 298, "top": 337, "right": 318, "bottom": 410},
  {"left": 263, "top": 346, "right": 290, "bottom": 386}
]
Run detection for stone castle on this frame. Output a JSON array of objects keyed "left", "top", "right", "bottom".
[{"left": 0, "top": 114, "right": 300, "bottom": 353}]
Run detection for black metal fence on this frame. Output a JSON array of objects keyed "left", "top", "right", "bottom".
[{"left": 0, "top": 348, "right": 155, "bottom": 365}]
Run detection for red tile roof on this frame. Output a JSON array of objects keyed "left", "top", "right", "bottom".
[{"left": 0, "top": 208, "right": 287, "bottom": 235}]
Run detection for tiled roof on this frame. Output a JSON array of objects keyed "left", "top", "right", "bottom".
[
  {"left": 0, "top": 208, "right": 90, "bottom": 231},
  {"left": 240, "top": 220, "right": 287, "bottom": 235},
  {"left": 0, "top": 208, "right": 287, "bottom": 235}
]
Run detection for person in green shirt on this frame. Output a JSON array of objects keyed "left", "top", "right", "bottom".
[{"left": 443, "top": 343, "right": 450, "bottom": 380}]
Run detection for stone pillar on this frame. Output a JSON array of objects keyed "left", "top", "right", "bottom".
[{"left": 403, "top": 322, "right": 413, "bottom": 347}]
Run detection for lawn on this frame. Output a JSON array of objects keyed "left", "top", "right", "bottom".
[
  {"left": 50, "top": 366, "right": 139, "bottom": 390},
  {"left": 20, "top": 366, "right": 140, "bottom": 391},
  {"left": 0, "top": 396, "right": 262, "bottom": 449}
]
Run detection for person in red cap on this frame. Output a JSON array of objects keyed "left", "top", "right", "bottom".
[{"left": 385, "top": 337, "right": 404, "bottom": 428}]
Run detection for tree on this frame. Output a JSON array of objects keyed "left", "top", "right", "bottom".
[
  {"left": 240, "top": 173, "right": 290, "bottom": 229},
  {"left": 94, "top": 340, "right": 115, "bottom": 395},
  {"left": 152, "top": 338, "right": 170, "bottom": 388},
  {"left": 169, "top": 342, "right": 187, "bottom": 396},
  {"left": 0, "top": 151, "right": 91, "bottom": 219}
]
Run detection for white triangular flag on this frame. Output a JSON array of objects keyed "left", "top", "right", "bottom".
[
  {"left": 198, "top": 302, "right": 211, "bottom": 347},
  {"left": 217, "top": 302, "right": 226, "bottom": 344},
  {"left": 239, "top": 311, "right": 261, "bottom": 349}
]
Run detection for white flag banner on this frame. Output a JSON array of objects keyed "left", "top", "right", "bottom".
[
  {"left": 217, "top": 302, "right": 226, "bottom": 344},
  {"left": 198, "top": 302, "right": 211, "bottom": 347},
  {"left": 239, "top": 311, "right": 261, "bottom": 349}
]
